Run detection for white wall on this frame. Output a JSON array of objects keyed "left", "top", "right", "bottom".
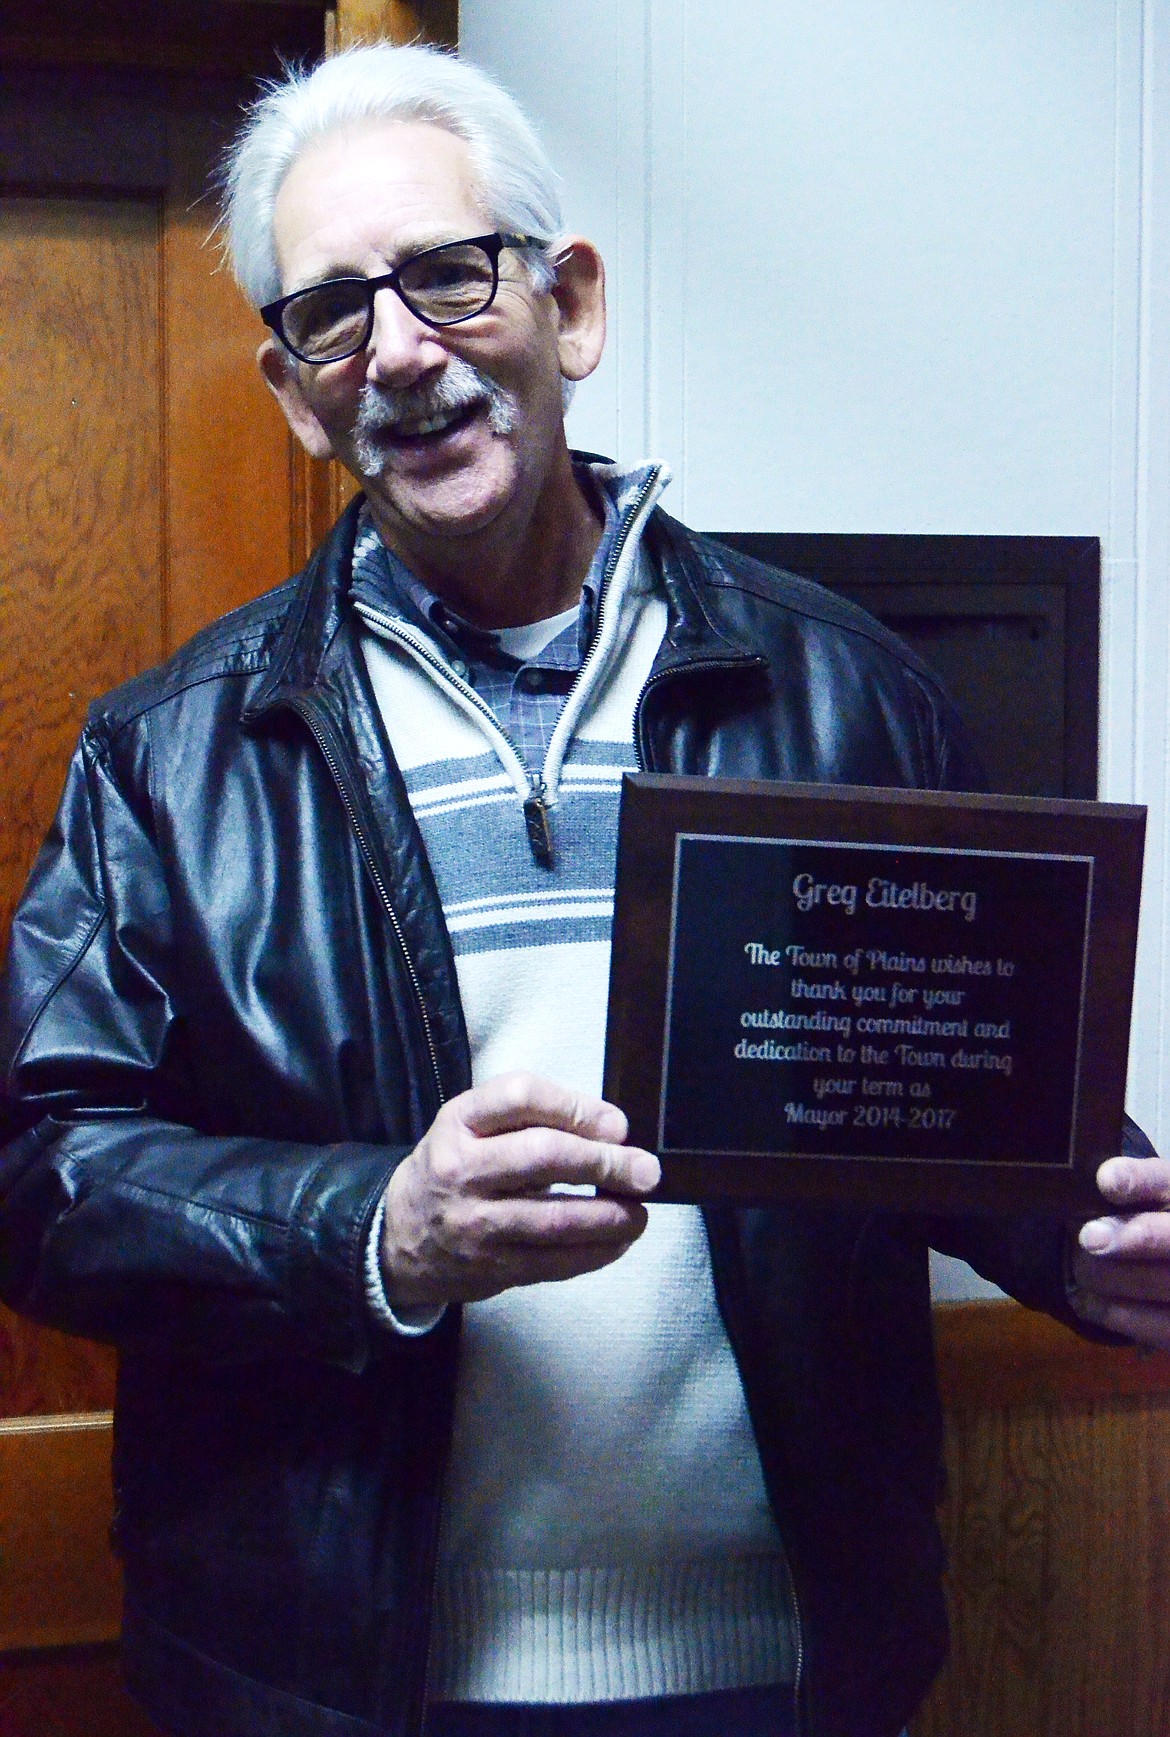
[{"left": 462, "top": 0, "right": 1170, "bottom": 1294}]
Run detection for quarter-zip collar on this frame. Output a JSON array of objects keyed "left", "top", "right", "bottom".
[
  {"left": 351, "top": 461, "right": 668, "bottom": 813},
  {"left": 238, "top": 468, "right": 767, "bottom": 1105},
  {"left": 244, "top": 465, "right": 764, "bottom": 728}
]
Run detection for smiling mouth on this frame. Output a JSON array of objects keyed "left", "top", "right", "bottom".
[
  {"left": 384, "top": 400, "right": 483, "bottom": 443},
  {"left": 352, "top": 370, "right": 517, "bottom": 476}
]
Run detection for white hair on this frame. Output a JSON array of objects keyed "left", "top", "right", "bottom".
[{"left": 221, "top": 42, "right": 565, "bottom": 309}]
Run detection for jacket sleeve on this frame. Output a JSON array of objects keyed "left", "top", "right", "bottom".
[
  {"left": 921, "top": 1115, "right": 1158, "bottom": 1334},
  {"left": 0, "top": 733, "right": 405, "bottom": 1370},
  {"left": 915, "top": 676, "right": 1163, "bottom": 1329}
]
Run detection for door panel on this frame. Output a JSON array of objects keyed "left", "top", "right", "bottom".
[
  {"left": 0, "top": 195, "right": 164, "bottom": 945},
  {"left": 0, "top": 2, "right": 448, "bottom": 1709},
  {"left": 162, "top": 99, "right": 305, "bottom": 646},
  {"left": 0, "top": 58, "right": 311, "bottom": 1667},
  {"left": 0, "top": 1417, "right": 119, "bottom": 1652}
]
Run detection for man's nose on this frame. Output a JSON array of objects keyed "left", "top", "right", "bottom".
[{"left": 366, "top": 287, "right": 446, "bottom": 386}]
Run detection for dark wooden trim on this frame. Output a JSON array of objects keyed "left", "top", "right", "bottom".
[
  {"left": 0, "top": 1414, "right": 120, "bottom": 1652},
  {"left": 933, "top": 1298, "right": 1170, "bottom": 1407},
  {"left": 334, "top": 0, "right": 457, "bottom": 49},
  {"left": 0, "top": 1640, "right": 165, "bottom": 1735},
  {"left": 3, "top": 2, "right": 326, "bottom": 77}
]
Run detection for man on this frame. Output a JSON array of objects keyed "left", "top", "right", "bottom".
[{"left": 0, "top": 41, "right": 1167, "bottom": 1737}]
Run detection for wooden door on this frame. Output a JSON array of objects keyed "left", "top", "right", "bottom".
[
  {"left": 0, "top": 13, "right": 327, "bottom": 1728},
  {"left": 0, "top": 4, "right": 457, "bottom": 1727}
]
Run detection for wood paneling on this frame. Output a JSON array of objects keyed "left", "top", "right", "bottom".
[
  {"left": 0, "top": 44, "right": 327, "bottom": 1671},
  {"left": 0, "top": 1317, "right": 114, "bottom": 1424},
  {"left": 161, "top": 101, "right": 306, "bottom": 645},
  {"left": 0, "top": 196, "right": 164, "bottom": 946},
  {"left": 935, "top": 1295, "right": 1170, "bottom": 1407},
  {"left": 914, "top": 1394, "right": 1170, "bottom": 1736},
  {"left": 913, "top": 1301, "right": 1170, "bottom": 1737},
  {"left": 2, "top": 1, "right": 326, "bottom": 78},
  {"left": 0, "top": 1644, "right": 162, "bottom": 1737},
  {"left": 0, "top": 1417, "right": 119, "bottom": 1652}
]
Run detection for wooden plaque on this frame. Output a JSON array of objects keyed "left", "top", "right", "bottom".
[{"left": 603, "top": 778, "right": 1146, "bottom": 1213}]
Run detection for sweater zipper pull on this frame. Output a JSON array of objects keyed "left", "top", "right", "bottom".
[{"left": 523, "top": 776, "right": 554, "bottom": 868}]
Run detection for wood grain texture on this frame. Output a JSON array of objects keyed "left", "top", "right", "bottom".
[
  {"left": 291, "top": 449, "right": 361, "bottom": 570},
  {"left": 913, "top": 1394, "right": 1170, "bottom": 1737},
  {"left": 0, "top": 1311, "right": 114, "bottom": 1423},
  {"left": 0, "top": 196, "right": 164, "bottom": 948},
  {"left": 161, "top": 96, "right": 300, "bottom": 648},
  {"left": 934, "top": 1297, "right": 1170, "bottom": 1406},
  {"left": 2, "top": 2, "right": 326, "bottom": 78},
  {"left": 0, "top": 1418, "right": 120, "bottom": 1652},
  {"left": 0, "top": 70, "right": 311, "bottom": 1437}
]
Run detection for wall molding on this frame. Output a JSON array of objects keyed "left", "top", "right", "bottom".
[{"left": 934, "top": 1299, "right": 1170, "bottom": 1407}]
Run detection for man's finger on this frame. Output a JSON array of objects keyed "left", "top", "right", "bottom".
[
  {"left": 1078, "top": 1208, "right": 1170, "bottom": 1262},
  {"left": 1093, "top": 1155, "right": 1170, "bottom": 1211},
  {"left": 471, "top": 1125, "right": 661, "bottom": 1197},
  {"left": 457, "top": 1072, "right": 629, "bottom": 1143}
]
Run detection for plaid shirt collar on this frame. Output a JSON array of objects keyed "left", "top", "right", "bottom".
[{"left": 348, "top": 468, "right": 619, "bottom": 676}]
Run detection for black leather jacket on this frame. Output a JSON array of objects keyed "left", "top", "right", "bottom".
[{"left": 0, "top": 497, "right": 1101, "bottom": 1737}]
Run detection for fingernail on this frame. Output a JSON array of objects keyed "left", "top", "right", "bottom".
[
  {"left": 629, "top": 1149, "right": 661, "bottom": 1192},
  {"left": 1079, "top": 1220, "right": 1115, "bottom": 1254}
]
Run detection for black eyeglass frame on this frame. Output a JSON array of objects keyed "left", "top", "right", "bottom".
[{"left": 260, "top": 231, "right": 544, "bottom": 364}]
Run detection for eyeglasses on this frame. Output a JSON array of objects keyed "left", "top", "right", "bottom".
[{"left": 260, "top": 231, "right": 543, "bottom": 365}]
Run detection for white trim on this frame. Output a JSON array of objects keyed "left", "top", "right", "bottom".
[{"left": 1124, "top": 0, "right": 1170, "bottom": 1146}]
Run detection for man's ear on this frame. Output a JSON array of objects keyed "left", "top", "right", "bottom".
[
  {"left": 550, "top": 239, "right": 606, "bottom": 384},
  {"left": 257, "top": 337, "right": 337, "bottom": 461}
]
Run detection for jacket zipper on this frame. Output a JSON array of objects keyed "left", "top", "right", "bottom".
[
  {"left": 292, "top": 694, "right": 456, "bottom": 1737},
  {"left": 413, "top": 1409, "right": 454, "bottom": 1737},
  {"left": 289, "top": 698, "right": 445, "bottom": 1107},
  {"left": 635, "top": 656, "right": 807, "bottom": 1737},
  {"left": 514, "top": 473, "right": 657, "bottom": 859},
  {"left": 553, "top": 463, "right": 663, "bottom": 724},
  {"left": 632, "top": 654, "right": 764, "bottom": 771},
  {"left": 787, "top": 1554, "right": 806, "bottom": 1736}
]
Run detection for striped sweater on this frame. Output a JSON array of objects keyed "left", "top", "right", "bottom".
[{"left": 356, "top": 462, "right": 796, "bottom": 1704}]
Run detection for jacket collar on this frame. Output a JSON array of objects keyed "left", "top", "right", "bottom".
[
  {"left": 643, "top": 507, "right": 768, "bottom": 674},
  {"left": 245, "top": 494, "right": 367, "bottom": 721}
]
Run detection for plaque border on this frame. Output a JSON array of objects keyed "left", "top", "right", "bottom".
[
  {"left": 658, "top": 833, "right": 1096, "bottom": 1168},
  {"left": 603, "top": 778, "right": 1146, "bottom": 1215}
]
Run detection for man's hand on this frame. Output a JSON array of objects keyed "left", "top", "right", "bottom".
[
  {"left": 379, "top": 1072, "right": 661, "bottom": 1309},
  {"left": 1070, "top": 1156, "right": 1170, "bottom": 1349}
]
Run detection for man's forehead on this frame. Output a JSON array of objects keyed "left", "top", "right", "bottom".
[
  {"left": 282, "top": 118, "right": 482, "bottom": 219},
  {"left": 272, "top": 118, "right": 492, "bottom": 286}
]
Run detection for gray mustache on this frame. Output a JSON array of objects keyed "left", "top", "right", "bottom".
[{"left": 352, "top": 358, "right": 516, "bottom": 471}]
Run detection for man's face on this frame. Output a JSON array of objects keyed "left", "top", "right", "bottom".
[{"left": 262, "top": 119, "right": 586, "bottom": 557}]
